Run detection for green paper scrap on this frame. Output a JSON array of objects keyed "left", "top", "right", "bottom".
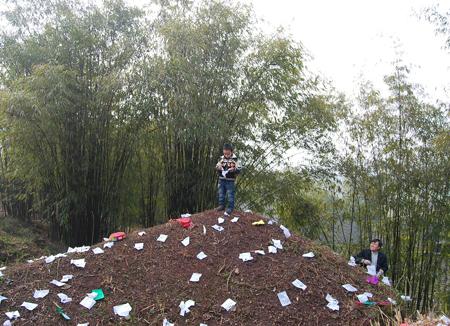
[
  {"left": 56, "top": 306, "right": 71, "bottom": 320},
  {"left": 92, "top": 288, "right": 105, "bottom": 301}
]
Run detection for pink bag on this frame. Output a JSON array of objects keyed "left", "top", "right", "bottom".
[{"left": 366, "top": 275, "right": 379, "bottom": 285}]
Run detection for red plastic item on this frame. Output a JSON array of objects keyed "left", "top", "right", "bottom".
[
  {"left": 177, "top": 217, "right": 193, "bottom": 229},
  {"left": 109, "top": 231, "right": 126, "bottom": 241}
]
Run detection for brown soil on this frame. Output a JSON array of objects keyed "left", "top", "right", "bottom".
[{"left": 0, "top": 210, "right": 397, "bottom": 325}]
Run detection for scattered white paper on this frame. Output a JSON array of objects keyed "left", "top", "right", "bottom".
[
  {"left": 181, "top": 237, "right": 190, "bottom": 247},
  {"left": 302, "top": 252, "right": 314, "bottom": 258},
  {"left": 27, "top": 259, "right": 34, "bottom": 263},
  {"left": 163, "top": 318, "right": 174, "bottom": 326},
  {"left": 231, "top": 217, "right": 239, "bottom": 223},
  {"left": 326, "top": 294, "right": 339, "bottom": 311},
  {"left": 5, "top": 311, "right": 19, "bottom": 320},
  {"left": 3, "top": 320, "right": 12, "bottom": 326},
  {"left": 268, "top": 246, "right": 277, "bottom": 254},
  {"left": 60, "top": 275, "right": 73, "bottom": 283},
  {"left": 238, "top": 252, "right": 253, "bottom": 262},
  {"left": 179, "top": 299, "right": 195, "bottom": 316},
  {"left": 357, "top": 294, "right": 369, "bottom": 303},
  {"left": 92, "top": 247, "right": 104, "bottom": 254},
  {"left": 190, "top": 273, "right": 202, "bottom": 282},
  {"left": 254, "top": 250, "right": 265, "bottom": 255},
  {"left": 57, "top": 293, "right": 72, "bottom": 304},
  {"left": 211, "top": 224, "right": 224, "bottom": 232},
  {"left": 363, "top": 292, "right": 373, "bottom": 298},
  {"left": 199, "top": 324, "right": 208, "bottom": 326},
  {"left": 197, "top": 252, "right": 207, "bottom": 260},
  {"left": 55, "top": 253, "right": 67, "bottom": 258},
  {"left": 67, "top": 246, "right": 90, "bottom": 253},
  {"left": 401, "top": 295, "right": 412, "bottom": 302},
  {"left": 280, "top": 225, "right": 291, "bottom": 238},
  {"left": 103, "top": 237, "right": 109, "bottom": 241},
  {"left": 224, "top": 211, "right": 229, "bottom": 216},
  {"left": 203, "top": 225, "right": 206, "bottom": 235},
  {"left": 292, "top": 279, "right": 307, "bottom": 290},
  {"left": 0, "top": 295, "right": 7, "bottom": 303},
  {"left": 87, "top": 292, "right": 98, "bottom": 299},
  {"left": 221, "top": 298, "right": 236, "bottom": 311},
  {"left": 367, "top": 265, "right": 376, "bottom": 276},
  {"left": 104, "top": 241, "right": 114, "bottom": 248},
  {"left": 21, "top": 302, "right": 37, "bottom": 311},
  {"left": 50, "top": 280, "right": 66, "bottom": 287},
  {"left": 268, "top": 219, "right": 274, "bottom": 225},
  {"left": 134, "top": 243, "right": 144, "bottom": 250},
  {"left": 342, "top": 284, "right": 358, "bottom": 292},
  {"left": 0, "top": 267, "right": 5, "bottom": 271},
  {"left": 244, "top": 209, "right": 252, "bottom": 213},
  {"left": 113, "top": 303, "right": 132, "bottom": 317},
  {"left": 440, "top": 315, "right": 450, "bottom": 325},
  {"left": 218, "top": 217, "right": 225, "bottom": 224},
  {"left": 77, "top": 324, "right": 89, "bottom": 326},
  {"left": 138, "top": 231, "right": 146, "bottom": 236},
  {"left": 382, "top": 276, "right": 391, "bottom": 286},
  {"left": 277, "top": 291, "right": 291, "bottom": 307},
  {"left": 45, "top": 255, "right": 56, "bottom": 264},
  {"left": 157, "top": 234, "right": 168, "bottom": 242},
  {"left": 272, "top": 239, "right": 283, "bottom": 250},
  {"left": 80, "top": 297, "right": 96, "bottom": 309},
  {"left": 181, "top": 213, "right": 191, "bottom": 218},
  {"left": 71, "top": 258, "right": 86, "bottom": 268},
  {"left": 33, "top": 289, "right": 49, "bottom": 299},
  {"left": 348, "top": 256, "right": 356, "bottom": 267},
  {"left": 388, "top": 297, "right": 397, "bottom": 305}
]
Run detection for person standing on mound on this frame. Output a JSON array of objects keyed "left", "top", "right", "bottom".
[{"left": 215, "top": 143, "right": 242, "bottom": 215}]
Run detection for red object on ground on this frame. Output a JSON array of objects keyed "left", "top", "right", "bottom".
[
  {"left": 177, "top": 217, "right": 193, "bottom": 229},
  {"left": 109, "top": 231, "right": 126, "bottom": 241},
  {"left": 366, "top": 275, "right": 379, "bottom": 285}
]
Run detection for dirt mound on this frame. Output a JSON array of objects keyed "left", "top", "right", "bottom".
[{"left": 0, "top": 210, "right": 396, "bottom": 325}]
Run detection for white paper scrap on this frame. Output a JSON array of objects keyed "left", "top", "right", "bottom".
[
  {"left": 367, "top": 265, "right": 376, "bottom": 276},
  {"left": 196, "top": 251, "right": 207, "bottom": 260},
  {"left": 55, "top": 253, "right": 67, "bottom": 258},
  {"left": 0, "top": 295, "right": 7, "bottom": 303},
  {"left": 179, "top": 299, "right": 195, "bottom": 316},
  {"left": 363, "top": 292, "right": 373, "bottom": 298},
  {"left": 134, "top": 243, "right": 144, "bottom": 250},
  {"left": 57, "top": 293, "right": 72, "bottom": 304},
  {"left": 3, "top": 320, "right": 12, "bottom": 326},
  {"left": 292, "top": 279, "right": 307, "bottom": 290},
  {"left": 272, "top": 239, "right": 283, "bottom": 250},
  {"left": 326, "top": 294, "right": 339, "bottom": 311},
  {"left": 0, "top": 267, "right": 5, "bottom": 271},
  {"left": 104, "top": 241, "right": 114, "bottom": 248},
  {"left": 67, "top": 246, "right": 90, "bottom": 253},
  {"left": 60, "top": 275, "right": 73, "bottom": 283},
  {"left": 189, "top": 273, "right": 202, "bottom": 282},
  {"left": 45, "top": 255, "right": 56, "bottom": 264},
  {"left": 27, "top": 260, "right": 34, "bottom": 263},
  {"left": 77, "top": 324, "right": 89, "bottom": 326},
  {"left": 221, "top": 298, "right": 236, "bottom": 311},
  {"left": 387, "top": 297, "right": 397, "bottom": 305},
  {"left": 231, "top": 217, "right": 239, "bottom": 223},
  {"left": 212, "top": 224, "right": 224, "bottom": 232},
  {"left": 138, "top": 231, "right": 146, "bottom": 236},
  {"left": 71, "top": 258, "right": 86, "bottom": 268},
  {"left": 80, "top": 297, "right": 96, "bottom": 309},
  {"left": 254, "top": 250, "right": 265, "bottom": 255},
  {"left": 203, "top": 225, "right": 206, "bottom": 235},
  {"left": 181, "top": 213, "right": 191, "bottom": 218},
  {"left": 33, "top": 289, "right": 49, "bottom": 299},
  {"left": 342, "top": 284, "right": 358, "bottom": 292},
  {"left": 5, "top": 311, "right": 19, "bottom": 320},
  {"left": 280, "top": 225, "right": 291, "bottom": 238},
  {"left": 401, "top": 295, "right": 412, "bottom": 302},
  {"left": 200, "top": 324, "right": 208, "bottom": 326},
  {"left": 157, "top": 234, "right": 168, "bottom": 242},
  {"left": 268, "top": 246, "right": 277, "bottom": 254},
  {"left": 181, "top": 237, "right": 190, "bottom": 247},
  {"left": 50, "top": 280, "right": 66, "bottom": 287},
  {"left": 277, "top": 291, "right": 291, "bottom": 307},
  {"left": 440, "top": 315, "right": 450, "bottom": 324},
  {"left": 302, "top": 252, "right": 315, "bottom": 258},
  {"left": 218, "top": 217, "right": 225, "bottom": 224},
  {"left": 244, "top": 209, "right": 252, "bottom": 213},
  {"left": 113, "top": 303, "right": 132, "bottom": 317},
  {"left": 382, "top": 276, "right": 391, "bottom": 286},
  {"left": 163, "top": 318, "right": 174, "bottom": 326},
  {"left": 357, "top": 294, "right": 369, "bottom": 303},
  {"left": 92, "top": 247, "right": 104, "bottom": 254},
  {"left": 348, "top": 256, "right": 356, "bottom": 267},
  {"left": 21, "top": 302, "right": 37, "bottom": 311},
  {"left": 238, "top": 252, "right": 253, "bottom": 262}
]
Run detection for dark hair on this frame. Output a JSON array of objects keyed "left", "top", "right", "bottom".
[
  {"left": 223, "top": 143, "right": 234, "bottom": 151},
  {"left": 370, "top": 238, "right": 383, "bottom": 248}
]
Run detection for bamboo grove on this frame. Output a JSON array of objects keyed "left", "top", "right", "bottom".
[{"left": 0, "top": 0, "right": 448, "bottom": 314}]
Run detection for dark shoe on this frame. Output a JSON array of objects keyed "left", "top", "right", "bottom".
[
  {"left": 216, "top": 206, "right": 225, "bottom": 211},
  {"left": 225, "top": 209, "right": 233, "bottom": 215}
]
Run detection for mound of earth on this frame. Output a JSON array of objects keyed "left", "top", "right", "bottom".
[{"left": 0, "top": 210, "right": 396, "bottom": 325}]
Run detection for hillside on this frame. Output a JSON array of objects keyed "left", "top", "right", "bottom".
[{"left": 0, "top": 210, "right": 397, "bottom": 325}]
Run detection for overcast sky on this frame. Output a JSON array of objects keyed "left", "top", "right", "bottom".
[{"left": 249, "top": 0, "right": 450, "bottom": 101}]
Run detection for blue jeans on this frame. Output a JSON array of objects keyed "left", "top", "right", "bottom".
[{"left": 218, "top": 179, "right": 235, "bottom": 212}]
